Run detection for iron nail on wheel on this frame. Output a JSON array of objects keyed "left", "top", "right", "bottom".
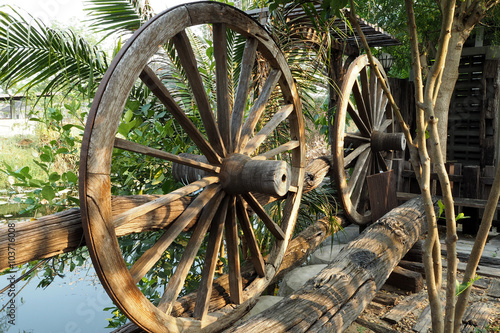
[
  {"left": 333, "top": 54, "right": 406, "bottom": 225},
  {"left": 79, "top": 2, "right": 305, "bottom": 332}
]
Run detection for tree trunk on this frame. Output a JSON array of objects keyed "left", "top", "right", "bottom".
[
  {"left": 434, "top": 7, "right": 486, "bottom": 160},
  {"left": 224, "top": 196, "right": 435, "bottom": 333}
]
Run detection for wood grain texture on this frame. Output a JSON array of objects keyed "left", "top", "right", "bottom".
[
  {"left": 158, "top": 191, "right": 225, "bottom": 315},
  {"left": 225, "top": 197, "right": 435, "bottom": 333},
  {"left": 129, "top": 184, "right": 221, "bottom": 283},
  {"left": 114, "top": 138, "right": 220, "bottom": 173},
  {"left": 226, "top": 196, "right": 243, "bottom": 304},
  {"left": 213, "top": 23, "right": 232, "bottom": 153},
  {"left": 230, "top": 37, "right": 259, "bottom": 150},
  {"left": 236, "top": 196, "right": 266, "bottom": 277},
  {"left": 193, "top": 196, "right": 230, "bottom": 320}
]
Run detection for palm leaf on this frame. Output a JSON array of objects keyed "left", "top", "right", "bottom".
[
  {"left": 0, "top": 7, "right": 108, "bottom": 98},
  {"left": 84, "top": 0, "right": 155, "bottom": 38}
]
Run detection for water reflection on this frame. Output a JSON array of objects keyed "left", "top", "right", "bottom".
[{"left": 0, "top": 261, "right": 115, "bottom": 332}]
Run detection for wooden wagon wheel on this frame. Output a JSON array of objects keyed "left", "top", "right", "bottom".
[
  {"left": 333, "top": 55, "right": 405, "bottom": 225},
  {"left": 79, "top": 2, "right": 304, "bottom": 332}
]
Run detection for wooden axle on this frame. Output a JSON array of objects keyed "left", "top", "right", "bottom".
[
  {"left": 173, "top": 153, "right": 291, "bottom": 197},
  {"left": 370, "top": 131, "right": 406, "bottom": 152}
]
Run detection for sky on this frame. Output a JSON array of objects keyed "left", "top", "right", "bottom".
[{"left": 0, "top": 0, "right": 199, "bottom": 25}]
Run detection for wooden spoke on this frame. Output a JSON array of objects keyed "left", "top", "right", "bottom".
[
  {"left": 346, "top": 149, "right": 371, "bottom": 198},
  {"left": 359, "top": 67, "right": 372, "bottom": 123},
  {"left": 172, "top": 30, "right": 226, "bottom": 157},
  {"left": 349, "top": 152, "right": 372, "bottom": 211},
  {"left": 158, "top": 191, "right": 225, "bottom": 315},
  {"left": 236, "top": 196, "right": 265, "bottom": 277},
  {"left": 375, "top": 152, "right": 389, "bottom": 173},
  {"left": 129, "top": 184, "right": 221, "bottom": 283},
  {"left": 344, "top": 143, "right": 370, "bottom": 168},
  {"left": 114, "top": 138, "right": 220, "bottom": 173},
  {"left": 238, "top": 68, "right": 282, "bottom": 151},
  {"left": 231, "top": 37, "right": 259, "bottom": 150},
  {"left": 374, "top": 80, "right": 386, "bottom": 128},
  {"left": 347, "top": 101, "right": 371, "bottom": 136},
  {"left": 242, "top": 192, "right": 285, "bottom": 241},
  {"left": 369, "top": 68, "right": 377, "bottom": 116},
  {"left": 378, "top": 118, "right": 392, "bottom": 133},
  {"left": 193, "top": 195, "right": 230, "bottom": 320},
  {"left": 139, "top": 66, "right": 222, "bottom": 165},
  {"left": 351, "top": 167, "right": 370, "bottom": 213},
  {"left": 225, "top": 196, "right": 242, "bottom": 304},
  {"left": 241, "top": 104, "right": 293, "bottom": 155},
  {"left": 113, "top": 176, "right": 219, "bottom": 228},
  {"left": 352, "top": 80, "right": 372, "bottom": 131},
  {"left": 214, "top": 23, "right": 231, "bottom": 153},
  {"left": 252, "top": 140, "right": 300, "bottom": 160},
  {"left": 344, "top": 133, "right": 370, "bottom": 148}
]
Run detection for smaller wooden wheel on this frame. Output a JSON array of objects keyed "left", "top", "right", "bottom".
[
  {"left": 79, "top": 2, "right": 305, "bottom": 333},
  {"left": 333, "top": 55, "right": 405, "bottom": 225}
]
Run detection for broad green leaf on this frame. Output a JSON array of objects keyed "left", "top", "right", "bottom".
[{"left": 41, "top": 186, "right": 56, "bottom": 201}]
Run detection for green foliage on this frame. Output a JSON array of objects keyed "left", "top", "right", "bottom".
[
  {"left": 437, "top": 199, "right": 469, "bottom": 222},
  {"left": 85, "top": 0, "right": 154, "bottom": 38},
  {"left": 0, "top": 7, "right": 108, "bottom": 98},
  {"left": 455, "top": 275, "right": 481, "bottom": 296},
  {"left": 0, "top": 101, "right": 84, "bottom": 215}
]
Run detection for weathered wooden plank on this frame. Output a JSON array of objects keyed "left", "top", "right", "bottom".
[
  {"left": 487, "top": 278, "right": 500, "bottom": 298},
  {"left": 194, "top": 196, "right": 229, "bottom": 320},
  {"left": 355, "top": 316, "right": 401, "bottom": 333},
  {"left": 384, "top": 265, "right": 424, "bottom": 293},
  {"left": 460, "top": 302, "right": 495, "bottom": 331},
  {"left": 239, "top": 68, "right": 282, "bottom": 150},
  {"left": 382, "top": 293, "right": 426, "bottom": 324},
  {"left": 213, "top": 23, "right": 232, "bottom": 153},
  {"left": 412, "top": 305, "right": 431, "bottom": 333},
  {"left": 225, "top": 197, "right": 434, "bottom": 333},
  {"left": 231, "top": 37, "right": 259, "bottom": 150},
  {"left": 226, "top": 196, "right": 243, "bottom": 304},
  {"left": 114, "top": 138, "right": 220, "bottom": 173}
]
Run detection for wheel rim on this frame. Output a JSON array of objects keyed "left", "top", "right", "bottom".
[
  {"left": 79, "top": 3, "right": 305, "bottom": 332},
  {"left": 333, "top": 54, "right": 403, "bottom": 225}
]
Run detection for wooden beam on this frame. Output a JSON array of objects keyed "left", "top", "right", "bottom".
[
  {"left": 0, "top": 156, "right": 336, "bottom": 272},
  {"left": 225, "top": 196, "right": 434, "bottom": 333}
]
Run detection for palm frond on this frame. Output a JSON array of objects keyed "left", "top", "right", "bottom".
[
  {"left": 84, "top": 0, "right": 155, "bottom": 37},
  {"left": 0, "top": 7, "right": 108, "bottom": 97}
]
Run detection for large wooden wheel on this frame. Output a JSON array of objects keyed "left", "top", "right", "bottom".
[
  {"left": 333, "top": 55, "right": 405, "bottom": 225},
  {"left": 79, "top": 2, "right": 305, "bottom": 332}
]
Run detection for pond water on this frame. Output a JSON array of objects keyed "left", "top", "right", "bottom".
[{"left": 0, "top": 261, "right": 117, "bottom": 333}]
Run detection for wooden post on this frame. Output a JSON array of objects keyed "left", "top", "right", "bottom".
[
  {"left": 462, "top": 165, "right": 480, "bottom": 234},
  {"left": 367, "top": 170, "right": 398, "bottom": 223}
]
